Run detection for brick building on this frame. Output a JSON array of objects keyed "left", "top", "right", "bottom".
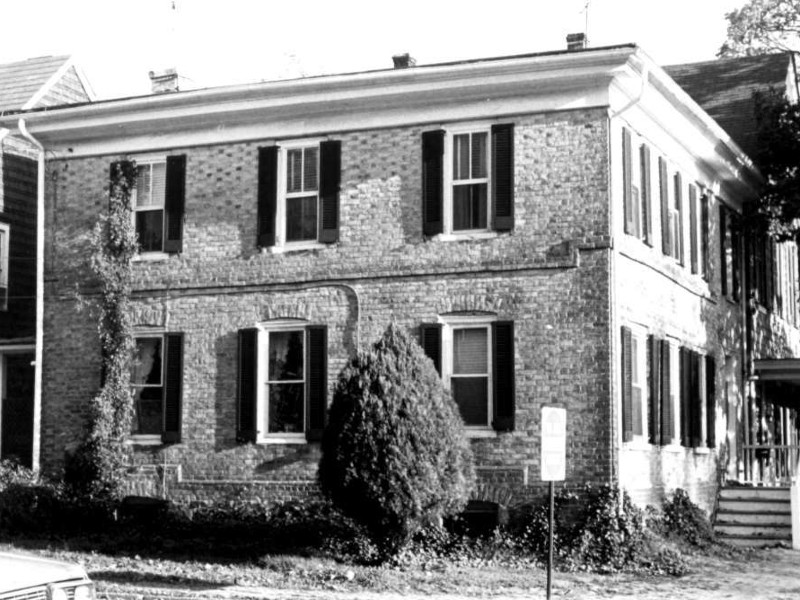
[
  {"left": 1, "top": 43, "right": 797, "bottom": 513},
  {"left": 0, "top": 56, "right": 92, "bottom": 469}
]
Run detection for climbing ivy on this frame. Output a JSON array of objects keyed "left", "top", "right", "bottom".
[{"left": 65, "top": 161, "right": 138, "bottom": 499}]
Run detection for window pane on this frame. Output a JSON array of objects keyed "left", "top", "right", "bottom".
[
  {"left": 452, "top": 376, "right": 488, "bottom": 426},
  {"left": 452, "top": 184, "right": 487, "bottom": 230},
  {"left": 132, "top": 386, "right": 163, "bottom": 435},
  {"left": 135, "top": 210, "right": 164, "bottom": 252},
  {"left": 131, "top": 338, "right": 162, "bottom": 386},
  {"left": 135, "top": 165, "right": 152, "bottom": 207},
  {"left": 453, "top": 134, "right": 470, "bottom": 180},
  {"left": 268, "top": 382, "right": 305, "bottom": 433},
  {"left": 150, "top": 162, "right": 166, "bottom": 207},
  {"left": 471, "top": 132, "right": 487, "bottom": 178},
  {"left": 269, "top": 330, "right": 304, "bottom": 381},
  {"left": 303, "top": 147, "right": 318, "bottom": 192},
  {"left": 286, "top": 195, "right": 318, "bottom": 242},
  {"left": 453, "top": 328, "right": 488, "bottom": 374},
  {"left": 287, "top": 149, "right": 303, "bottom": 193}
]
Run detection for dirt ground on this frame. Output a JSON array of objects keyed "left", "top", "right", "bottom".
[{"left": 91, "top": 547, "right": 800, "bottom": 600}]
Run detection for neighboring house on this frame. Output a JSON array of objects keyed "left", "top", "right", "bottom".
[
  {"left": 668, "top": 53, "right": 800, "bottom": 486},
  {"left": 0, "top": 55, "right": 92, "bottom": 469},
  {"left": 0, "top": 41, "right": 795, "bottom": 518}
]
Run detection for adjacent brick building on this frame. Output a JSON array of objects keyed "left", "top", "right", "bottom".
[{"left": 1, "top": 43, "right": 797, "bottom": 513}]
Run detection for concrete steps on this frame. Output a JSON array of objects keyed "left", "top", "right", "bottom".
[{"left": 714, "top": 486, "right": 792, "bottom": 547}]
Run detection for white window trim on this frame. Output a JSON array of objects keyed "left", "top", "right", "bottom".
[
  {"left": 629, "top": 327, "right": 648, "bottom": 445},
  {"left": 440, "top": 314, "right": 497, "bottom": 434},
  {"left": 131, "top": 156, "right": 167, "bottom": 255},
  {"left": 256, "top": 319, "right": 308, "bottom": 444},
  {"left": 275, "top": 139, "right": 324, "bottom": 250},
  {"left": 130, "top": 331, "right": 165, "bottom": 443},
  {"left": 667, "top": 342, "right": 681, "bottom": 447},
  {"left": 0, "top": 223, "right": 9, "bottom": 311},
  {"left": 443, "top": 123, "right": 492, "bottom": 236}
]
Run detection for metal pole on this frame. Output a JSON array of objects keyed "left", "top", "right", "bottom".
[{"left": 547, "top": 480, "right": 554, "bottom": 600}]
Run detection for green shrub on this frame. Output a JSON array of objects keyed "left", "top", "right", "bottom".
[
  {"left": 319, "top": 323, "right": 475, "bottom": 560},
  {"left": 662, "top": 488, "right": 715, "bottom": 546}
]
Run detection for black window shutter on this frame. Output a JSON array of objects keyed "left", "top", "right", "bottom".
[
  {"left": 660, "top": 340, "right": 673, "bottom": 445},
  {"left": 621, "top": 326, "right": 633, "bottom": 442},
  {"left": 689, "top": 184, "right": 698, "bottom": 274},
  {"left": 647, "top": 335, "right": 661, "bottom": 445},
  {"left": 319, "top": 141, "right": 341, "bottom": 243},
  {"left": 162, "top": 333, "right": 184, "bottom": 443},
  {"left": 690, "top": 351, "right": 703, "bottom": 447},
  {"left": 701, "top": 192, "right": 710, "bottom": 280},
  {"left": 492, "top": 123, "right": 514, "bottom": 231},
  {"left": 237, "top": 328, "right": 259, "bottom": 443},
  {"left": 732, "top": 213, "right": 741, "bottom": 300},
  {"left": 641, "top": 144, "right": 652, "bottom": 245},
  {"left": 257, "top": 147, "right": 278, "bottom": 248},
  {"left": 164, "top": 155, "right": 186, "bottom": 253},
  {"left": 706, "top": 355, "right": 716, "bottom": 448},
  {"left": 622, "top": 128, "right": 633, "bottom": 235},
  {"left": 659, "top": 157, "right": 670, "bottom": 256},
  {"left": 719, "top": 205, "right": 728, "bottom": 297},
  {"left": 419, "top": 323, "right": 442, "bottom": 375},
  {"left": 492, "top": 321, "right": 515, "bottom": 432},
  {"left": 675, "top": 172, "right": 684, "bottom": 265},
  {"left": 306, "top": 325, "right": 328, "bottom": 441},
  {"left": 680, "top": 347, "right": 691, "bottom": 447},
  {"left": 422, "top": 130, "right": 444, "bottom": 236}
]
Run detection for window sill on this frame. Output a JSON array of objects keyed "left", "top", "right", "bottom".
[
  {"left": 693, "top": 447, "right": 711, "bottom": 455},
  {"left": 660, "top": 444, "right": 684, "bottom": 453},
  {"left": 132, "top": 252, "right": 170, "bottom": 263},
  {"left": 264, "top": 242, "right": 328, "bottom": 254},
  {"left": 465, "top": 429, "right": 498, "bottom": 439},
  {"left": 622, "top": 438, "right": 651, "bottom": 451},
  {"left": 126, "top": 435, "right": 162, "bottom": 446},
  {"left": 259, "top": 435, "right": 307, "bottom": 445},
  {"left": 432, "top": 231, "right": 499, "bottom": 242}
]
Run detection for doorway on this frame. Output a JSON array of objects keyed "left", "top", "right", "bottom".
[{"left": 1, "top": 353, "right": 35, "bottom": 468}]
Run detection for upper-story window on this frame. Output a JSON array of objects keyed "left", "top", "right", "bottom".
[
  {"left": 109, "top": 156, "right": 186, "bottom": 255},
  {"left": 671, "top": 173, "right": 684, "bottom": 265},
  {"left": 257, "top": 141, "right": 340, "bottom": 250},
  {"left": 622, "top": 127, "right": 652, "bottom": 245},
  {"left": 133, "top": 161, "right": 167, "bottom": 253},
  {"left": 719, "top": 203, "right": 741, "bottom": 301},
  {"left": 0, "top": 223, "right": 8, "bottom": 311},
  {"left": 422, "top": 124, "right": 514, "bottom": 237}
]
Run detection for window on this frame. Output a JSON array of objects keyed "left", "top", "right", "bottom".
[
  {"left": 133, "top": 161, "right": 166, "bottom": 253},
  {"left": 621, "top": 326, "right": 646, "bottom": 441},
  {"left": 422, "top": 124, "right": 514, "bottom": 236},
  {"left": 671, "top": 173, "right": 684, "bottom": 264},
  {"left": 719, "top": 204, "right": 741, "bottom": 301},
  {"left": 420, "top": 318, "right": 515, "bottom": 432},
  {"left": 237, "top": 324, "right": 328, "bottom": 443},
  {"left": 113, "top": 155, "right": 185, "bottom": 254},
  {"left": 0, "top": 223, "right": 8, "bottom": 311},
  {"left": 257, "top": 141, "right": 340, "bottom": 249},
  {"left": 679, "top": 347, "right": 712, "bottom": 448},
  {"left": 129, "top": 333, "right": 183, "bottom": 442},
  {"left": 622, "top": 127, "right": 652, "bottom": 244}
]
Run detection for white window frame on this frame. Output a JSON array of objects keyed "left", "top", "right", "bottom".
[
  {"left": 0, "top": 223, "right": 8, "bottom": 311},
  {"left": 630, "top": 328, "right": 648, "bottom": 442},
  {"left": 131, "top": 156, "right": 167, "bottom": 256},
  {"left": 665, "top": 341, "right": 681, "bottom": 448},
  {"left": 443, "top": 123, "right": 493, "bottom": 237},
  {"left": 256, "top": 320, "right": 308, "bottom": 443},
  {"left": 129, "top": 332, "right": 165, "bottom": 445},
  {"left": 440, "top": 314, "right": 496, "bottom": 434},
  {"left": 275, "top": 139, "right": 323, "bottom": 251},
  {"left": 669, "top": 176, "right": 682, "bottom": 263}
]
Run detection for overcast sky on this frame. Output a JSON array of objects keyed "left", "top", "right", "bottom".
[{"left": 1, "top": 0, "right": 745, "bottom": 99}]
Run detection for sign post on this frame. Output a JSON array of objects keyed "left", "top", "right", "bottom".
[{"left": 541, "top": 406, "right": 566, "bottom": 600}]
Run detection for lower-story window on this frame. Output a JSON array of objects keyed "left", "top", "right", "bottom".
[
  {"left": 448, "top": 324, "right": 492, "bottom": 427},
  {"left": 264, "top": 328, "right": 306, "bottom": 434}
]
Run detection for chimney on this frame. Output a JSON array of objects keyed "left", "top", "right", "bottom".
[
  {"left": 392, "top": 53, "right": 416, "bottom": 69},
  {"left": 149, "top": 68, "right": 180, "bottom": 94},
  {"left": 566, "top": 33, "right": 588, "bottom": 51}
]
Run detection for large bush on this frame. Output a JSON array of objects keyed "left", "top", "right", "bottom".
[{"left": 319, "top": 323, "right": 475, "bottom": 558}]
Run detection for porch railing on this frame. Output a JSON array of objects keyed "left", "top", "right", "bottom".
[{"left": 742, "top": 444, "right": 800, "bottom": 485}]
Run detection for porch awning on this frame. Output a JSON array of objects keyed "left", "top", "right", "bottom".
[{"left": 753, "top": 359, "right": 800, "bottom": 409}]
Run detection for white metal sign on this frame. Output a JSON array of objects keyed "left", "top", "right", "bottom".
[{"left": 541, "top": 406, "right": 566, "bottom": 481}]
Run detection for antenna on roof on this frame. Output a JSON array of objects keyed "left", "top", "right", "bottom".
[{"left": 582, "top": 0, "right": 591, "bottom": 41}]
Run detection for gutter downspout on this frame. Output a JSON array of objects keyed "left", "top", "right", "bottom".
[{"left": 17, "top": 118, "right": 44, "bottom": 473}]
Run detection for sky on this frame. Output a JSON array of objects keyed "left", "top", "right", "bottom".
[{"left": 1, "top": 0, "right": 746, "bottom": 100}]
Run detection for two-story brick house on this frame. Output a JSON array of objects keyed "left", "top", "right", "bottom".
[
  {"left": 0, "top": 42, "right": 791, "bottom": 514},
  {"left": 0, "top": 55, "right": 92, "bottom": 469}
]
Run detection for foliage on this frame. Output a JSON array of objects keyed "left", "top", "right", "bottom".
[
  {"left": 749, "top": 88, "right": 800, "bottom": 240},
  {"left": 318, "top": 323, "right": 475, "bottom": 560},
  {"left": 662, "top": 488, "right": 715, "bottom": 547},
  {"left": 719, "top": 0, "right": 800, "bottom": 57},
  {"left": 64, "top": 161, "right": 138, "bottom": 499},
  {"left": 0, "top": 459, "right": 38, "bottom": 490}
]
